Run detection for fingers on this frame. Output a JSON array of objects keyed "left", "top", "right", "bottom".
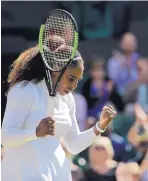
[
  {"left": 106, "top": 111, "right": 116, "bottom": 119},
  {"left": 103, "top": 105, "right": 114, "bottom": 111},
  {"left": 104, "top": 105, "right": 116, "bottom": 113},
  {"left": 106, "top": 109, "right": 116, "bottom": 116},
  {"left": 104, "top": 105, "right": 115, "bottom": 111},
  {"left": 48, "top": 127, "right": 54, "bottom": 136},
  {"left": 42, "top": 117, "right": 55, "bottom": 136},
  {"left": 48, "top": 117, "right": 55, "bottom": 124},
  {"left": 48, "top": 124, "right": 54, "bottom": 130},
  {"left": 103, "top": 105, "right": 117, "bottom": 119},
  {"left": 47, "top": 117, "right": 55, "bottom": 135}
]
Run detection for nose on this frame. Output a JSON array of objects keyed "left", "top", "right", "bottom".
[{"left": 69, "top": 80, "right": 78, "bottom": 90}]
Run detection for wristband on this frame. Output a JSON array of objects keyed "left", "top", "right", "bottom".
[{"left": 95, "top": 122, "right": 107, "bottom": 133}]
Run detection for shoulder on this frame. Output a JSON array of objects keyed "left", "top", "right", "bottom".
[
  {"left": 108, "top": 56, "right": 116, "bottom": 63},
  {"left": 125, "top": 80, "right": 138, "bottom": 91},
  {"left": 7, "top": 81, "right": 35, "bottom": 106},
  {"left": 8, "top": 81, "right": 34, "bottom": 96}
]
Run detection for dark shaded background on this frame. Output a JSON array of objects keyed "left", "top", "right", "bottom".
[{"left": 1, "top": 1, "right": 148, "bottom": 120}]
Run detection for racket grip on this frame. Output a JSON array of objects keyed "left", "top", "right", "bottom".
[{"left": 48, "top": 96, "right": 55, "bottom": 118}]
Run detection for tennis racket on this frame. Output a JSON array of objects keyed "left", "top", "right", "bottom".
[{"left": 38, "top": 9, "right": 79, "bottom": 117}]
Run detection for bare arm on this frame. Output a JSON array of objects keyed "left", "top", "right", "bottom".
[
  {"left": 140, "top": 150, "right": 148, "bottom": 174},
  {"left": 127, "top": 121, "right": 141, "bottom": 147}
]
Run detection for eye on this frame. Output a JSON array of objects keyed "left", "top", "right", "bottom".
[{"left": 68, "top": 77, "right": 75, "bottom": 82}]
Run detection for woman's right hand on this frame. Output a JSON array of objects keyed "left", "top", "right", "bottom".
[{"left": 36, "top": 117, "right": 55, "bottom": 137}]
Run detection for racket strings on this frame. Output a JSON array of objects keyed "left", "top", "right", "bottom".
[{"left": 42, "top": 11, "right": 75, "bottom": 71}]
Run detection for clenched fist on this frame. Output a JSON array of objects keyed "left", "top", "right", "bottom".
[
  {"left": 93, "top": 105, "right": 116, "bottom": 135},
  {"left": 99, "top": 105, "right": 117, "bottom": 130},
  {"left": 36, "top": 117, "right": 55, "bottom": 137}
]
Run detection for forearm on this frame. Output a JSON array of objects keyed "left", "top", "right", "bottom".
[
  {"left": 63, "top": 108, "right": 115, "bottom": 154},
  {"left": 64, "top": 93, "right": 114, "bottom": 155},
  {"left": 140, "top": 151, "right": 148, "bottom": 174},
  {"left": 143, "top": 122, "right": 148, "bottom": 133},
  {"left": 127, "top": 122, "right": 140, "bottom": 147},
  {"left": 63, "top": 127, "right": 100, "bottom": 155},
  {"left": 1, "top": 127, "right": 37, "bottom": 148}
]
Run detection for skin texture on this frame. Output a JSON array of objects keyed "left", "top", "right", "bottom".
[
  {"left": 36, "top": 65, "right": 84, "bottom": 137},
  {"left": 88, "top": 136, "right": 117, "bottom": 174},
  {"left": 6, "top": 44, "right": 116, "bottom": 139},
  {"left": 116, "top": 162, "right": 141, "bottom": 181},
  {"left": 51, "top": 64, "right": 116, "bottom": 133},
  {"left": 36, "top": 63, "right": 116, "bottom": 137},
  {"left": 137, "top": 58, "right": 148, "bottom": 82},
  {"left": 120, "top": 32, "right": 137, "bottom": 55},
  {"left": 2, "top": 53, "right": 117, "bottom": 165},
  {"left": 51, "top": 65, "right": 84, "bottom": 96}
]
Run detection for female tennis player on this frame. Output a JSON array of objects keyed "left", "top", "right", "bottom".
[{"left": 1, "top": 45, "right": 116, "bottom": 181}]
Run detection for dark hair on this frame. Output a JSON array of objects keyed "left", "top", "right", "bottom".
[
  {"left": 7, "top": 45, "right": 83, "bottom": 93},
  {"left": 90, "top": 56, "right": 106, "bottom": 70}
]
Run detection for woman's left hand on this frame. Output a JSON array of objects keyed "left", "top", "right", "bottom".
[{"left": 98, "top": 105, "right": 117, "bottom": 130}]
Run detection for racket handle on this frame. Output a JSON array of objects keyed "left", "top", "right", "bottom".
[{"left": 48, "top": 96, "right": 55, "bottom": 118}]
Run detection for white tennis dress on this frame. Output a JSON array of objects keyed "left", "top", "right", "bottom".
[{"left": 1, "top": 79, "right": 99, "bottom": 181}]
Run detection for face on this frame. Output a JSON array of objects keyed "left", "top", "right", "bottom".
[
  {"left": 89, "top": 145, "right": 108, "bottom": 164},
  {"left": 90, "top": 66, "right": 105, "bottom": 80},
  {"left": 52, "top": 64, "right": 83, "bottom": 95},
  {"left": 137, "top": 59, "right": 148, "bottom": 82},
  {"left": 120, "top": 33, "right": 137, "bottom": 54},
  {"left": 132, "top": 175, "right": 140, "bottom": 181}
]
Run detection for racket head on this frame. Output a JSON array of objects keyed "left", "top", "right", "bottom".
[{"left": 39, "top": 9, "right": 79, "bottom": 72}]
